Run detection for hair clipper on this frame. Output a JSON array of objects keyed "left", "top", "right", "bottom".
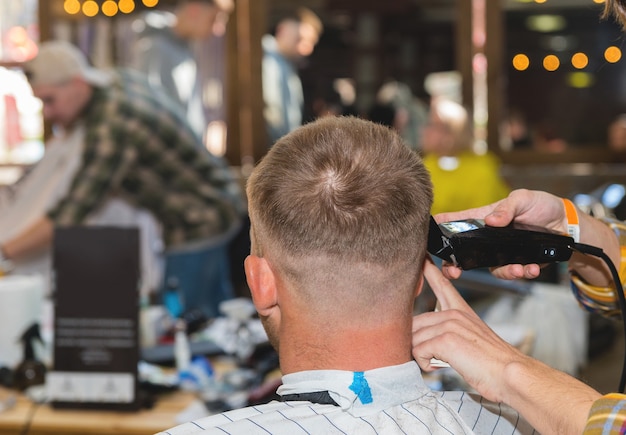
[{"left": 427, "top": 216, "right": 574, "bottom": 270}]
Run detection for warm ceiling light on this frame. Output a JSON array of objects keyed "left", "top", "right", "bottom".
[
  {"left": 512, "top": 54, "right": 530, "bottom": 71},
  {"left": 605, "top": 46, "right": 622, "bottom": 63},
  {"left": 143, "top": 0, "right": 159, "bottom": 6},
  {"left": 64, "top": 0, "right": 80, "bottom": 15},
  {"left": 82, "top": 0, "right": 99, "bottom": 17},
  {"left": 119, "top": 0, "right": 136, "bottom": 13},
  {"left": 571, "top": 52, "right": 588, "bottom": 69},
  {"left": 102, "top": 0, "right": 118, "bottom": 16},
  {"left": 543, "top": 54, "right": 560, "bottom": 71}
]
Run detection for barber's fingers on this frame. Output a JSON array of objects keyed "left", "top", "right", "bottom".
[
  {"left": 440, "top": 262, "right": 463, "bottom": 280},
  {"left": 436, "top": 200, "right": 514, "bottom": 229},
  {"left": 438, "top": 255, "right": 542, "bottom": 283},
  {"left": 411, "top": 307, "right": 495, "bottom": 378},
  {"left": 412, "top": 308, "right": 523, "bottom": 404},
  {"left": 436, "top": 189, "right": 550, "bottom": 230},
  {"left": 435, "top": 202, "right": 499, "bottom": 226},
  {"left": 423, "top": 257, "right": 473, "bottom": 313},
  {"left": 412, "top": 305, "right": 479, "bottom": 339},
  {"left": 485, "top": 189, "right": 566, "bottom": 231},
  {"left": 490, "top": 263, "right": 542, "bottom": 280}
]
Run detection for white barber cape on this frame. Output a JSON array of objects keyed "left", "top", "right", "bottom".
[
  {"left": 0, "top": 126, "right": 163, "bottom": 297},
  {"left": 158, "top": 361, "right": 535, "bottom": 434}
]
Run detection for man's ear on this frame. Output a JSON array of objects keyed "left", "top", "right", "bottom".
[
  {"left": 414, "top": 256, "right": 428, "bottom": 298},
  {"left": 244, "top": 255, "right": 278, "bottom": 317},
  {"left": 414, "top": 272, "right": 425, "bottom": 298}
]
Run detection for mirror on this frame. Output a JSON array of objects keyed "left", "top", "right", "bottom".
[{"left": 501, "top": 0, "right": 626, "bottom": 155}]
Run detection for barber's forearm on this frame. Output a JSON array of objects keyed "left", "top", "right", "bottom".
[
  {"left": 2, "top": 216, "right": 54, "bottom": 260},
  {"left": 568, "top": 211, "right": 621, "bottom": 287},
  {"left": 502, "top": 358, "right": 601, "bottom": 435}
]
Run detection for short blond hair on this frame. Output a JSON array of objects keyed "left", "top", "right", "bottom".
[
  {"left": 298, "top": 7, "right": 323, "bottom": 36},
  {"left": 247, "top": 116, "right": 432, "bottom": 314}
]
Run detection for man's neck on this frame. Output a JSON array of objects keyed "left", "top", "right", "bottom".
[{"left": 278, "top": 320, "right": 413, "bottom": 374}]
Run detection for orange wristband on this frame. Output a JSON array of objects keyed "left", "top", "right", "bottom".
[{"left": 562, "top": 198, "right": 580, "bottom": 242}]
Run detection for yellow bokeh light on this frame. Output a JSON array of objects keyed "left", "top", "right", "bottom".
[
  {"left": 571, "top": 52, "right": 588, "bottom": 69},
  {"left": 64, "top": 0, "right": 81, "bottom": 15},
  {"left": 102, "top": 0, "right": 119, "bottom": 16},
  {"left": 567, "top": 72, "right": 594, "bottom": 89},
  {"left": 119, "top": 0, "right": 136, "bottom": 14},
  {"left": 543, "top": 54, "right": 560, "bottom": 71},
  {"left": 605, "top": 46, "right": 622, "bottom": 63},
  {"left": 593, "top": 0, "right": 605, "bottom": 4},
  {"left": 143, "top": 0, "right": 159, "bottom": 7},
  {"left": 512, "top": 54, "right": 530, "bottom": 71},
  {"left": 534, "top": 0, "right": 547, "bottom": 3},
  {"left": 82, "top": 0, "right": 99, "bottom": 17}
]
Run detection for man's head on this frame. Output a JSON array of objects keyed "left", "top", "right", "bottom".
[
  {"left": 422, "top": 97, "right": 472, "bottom": 157},
  {"left": 271, "top": 14, "right": 302, "bottom": 61},
  {"left": 297, "top": 7, "right": 323, "bottom": 57},
  {"left": 23, "top": 40, "right": 110, "bottom": 129},
  {"left": 245, "top": 116, "right": 433, "bottom": 352},
  {"left": 271, "top": 8, "right": 322, "bottom": 61}
]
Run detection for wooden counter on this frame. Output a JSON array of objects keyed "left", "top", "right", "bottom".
[{"left": 0, "top": 389, "right": 196, "bottom": 435}]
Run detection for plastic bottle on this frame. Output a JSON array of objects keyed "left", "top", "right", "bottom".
[{"left": 174, "top": 320, "right": 191, "bottom": 374}]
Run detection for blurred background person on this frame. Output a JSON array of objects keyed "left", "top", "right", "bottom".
[
  {"left": 421, "top": 96, "right": 510, "bottom": 215},
  {"left": 262, "top": 7, "right": 322, "bottom": 145},
  {"left": 501, "top": 108, "right": 532, "bottom": 150},
  {"left": 296, "top": 7, "right": 323, "bottom": 59},
  {"left": 9, "top": 40, "right": 246, "bottom": 318},
  {"left": 376, "top": 80, "right": 430, "bottom": 152},
  {"left": 131, "top": 0, "right": 234, "bottom": 146},
  {"left": 308, "top": 78, "right": 359, "bottom": 121},
  {"left": 533, "top": 120, "right": 568, "bottom": 154},
  {"left": 608, "top": 113, "right": 626, "bottom": 152},
  {"left": 309, "top": 81, "right": 346, "bottom": 119}
]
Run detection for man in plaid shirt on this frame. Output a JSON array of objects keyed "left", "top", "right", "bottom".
[{"left": 1, "top": 40, "right": 245, "bottom": 314}]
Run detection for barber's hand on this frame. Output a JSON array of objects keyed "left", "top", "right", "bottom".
[
  {"left": 412, "top": 257, "right": 533, "bottom": 404},
  {"left": 434, "top": 189, "right": 567, "bottom": 281}
]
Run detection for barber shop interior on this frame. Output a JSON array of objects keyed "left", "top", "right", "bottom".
[{"left": 1, "top": 0, "right": 626, "bottom": 433}]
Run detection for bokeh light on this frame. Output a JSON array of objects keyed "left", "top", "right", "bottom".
[
  {"left": 102, "top": 0, "right": 119, "bottom": 16},
  {"left": 119, "top": 0, "right": 136, "bottom": 14},
  {"left": 64, "top": 0, "right": 81, "bottom": 14},
  {"left": 82, "top": 0, "right": 99, "bottom": 17},
  {"left": 543, "top": 54, "right": 560, "bottom": 71},
  {"left": 567, "top": 72, "right": 594, "bottom": 89},
  {"left": 512, "top": 53, "right": 530, "bottom": 71},
  {"left": 605, "top": 46, "right": 622, "bottom": 63},
  {"left": 571, "top": 52, "right": 588, "bottom": 69}
]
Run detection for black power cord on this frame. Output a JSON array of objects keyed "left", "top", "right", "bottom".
[
  {"left": 572, "top": 242, "right": 626, "bottom": 393},
  {"left": 19, "top": 401, "right": 40, "bottom": 435}
]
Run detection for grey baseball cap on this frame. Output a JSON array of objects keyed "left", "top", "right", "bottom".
[{"left": 23, "top": 40, "right": 111, "bottom": 88}]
